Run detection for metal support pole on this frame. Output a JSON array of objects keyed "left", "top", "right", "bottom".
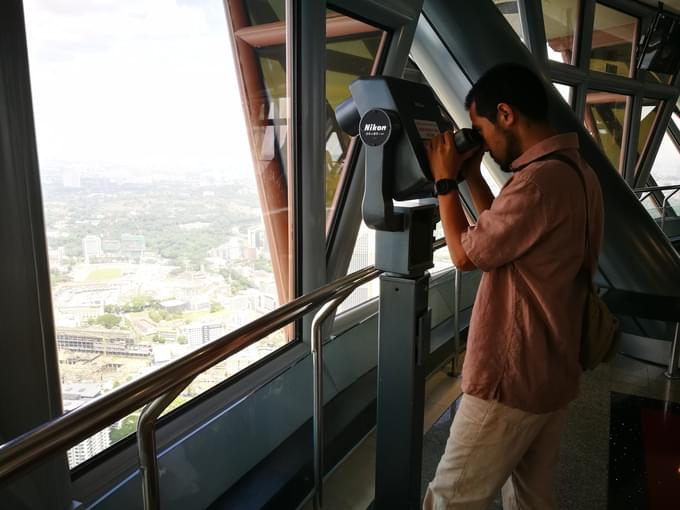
[
  {"left": 311, "top": 290, "right": 352, "bottom": 510},
  {"left": 375, "top": 272, "right": 431, "bottom": 509},
  {"left": 137, "top": 383, "right": 189, "bottom": 510},
  {"left": 665, "top": 322, "right": 680, "bottom": 379},
  {"left": 453, "top": 267, "right": 462, "bottom": 376}
]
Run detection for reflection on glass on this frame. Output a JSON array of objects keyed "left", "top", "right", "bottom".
[
  {"left": 553, "top": 82, "right": 574, "bottom": 106},
  {"left": 637, "top": 12, "right": 680, "bottom": 85},
  {"left": 338, "top": 223, "right": 378, "bottom": 313},
  {"left": 252, "top": 12, "right": 385, "bottom": 226},
  {"left": 589, "top": 3, "right": 637, "bottom": 77},
  {"left": 542, "top": 0, "right": 579, "bottom": 64},
  {"left": 493, "top": 0, "right": 525, "bottom": 41},
  {"left": 584, "top": 91, "right": 630, "bottom": 171},
  {"left": 635, "top": 98, "right": 662, "bottom": 167},
  {"left": 324, "top": 24, "right": 385, "bottom": 221}
]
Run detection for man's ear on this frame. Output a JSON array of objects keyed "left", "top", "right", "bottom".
[{"left": 496, "top": 103, "right": 514, "bottom": 127}]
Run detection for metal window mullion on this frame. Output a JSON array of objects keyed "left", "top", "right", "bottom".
[
  {"left": 518, "top": 0, "right": 548, "bottom": 63},
  {"left": 569, "top": 0, "right": 596, "bottom": 119},
  {"left": 623, "top": 94, "right": 641, "bottom": 185},
  {"left": 669, "top": 114, "right": 680, "bottom": 149},
  {"left": 547, "top": 60, "right": 588, "bottom": 85},
  {"left": 286, "top": 0, "right": 327, "bottom": 342},
  {"left": 576, "top": 0, "right": 595, "bottom": 71}
]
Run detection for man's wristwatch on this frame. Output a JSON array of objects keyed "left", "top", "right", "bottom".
[{"left": 435, "top": 178, "right": 458, "bottom": 196}]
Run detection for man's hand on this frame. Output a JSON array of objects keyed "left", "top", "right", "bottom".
[
  {"left": 458, "top": 147, "right": 484, "bottom": 181},
  {"left": 426, "top": 131, "right": 483, "bottom": 182}
]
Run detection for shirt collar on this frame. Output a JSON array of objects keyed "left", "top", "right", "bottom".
[{"left": 509, "top": 133, "right": 580, "bottom": 171}]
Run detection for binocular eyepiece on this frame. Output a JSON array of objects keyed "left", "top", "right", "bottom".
[{"left": 336, "top": 96, "right": 482, "bottom": 154}]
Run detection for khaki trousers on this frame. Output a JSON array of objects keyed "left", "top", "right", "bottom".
[{"left": 423, "top": 394, "right": 568, "bottom": 510}]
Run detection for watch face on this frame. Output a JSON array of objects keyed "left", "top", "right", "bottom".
[{"left": 436, "top": 179, "right": 455, "bottom": 195}]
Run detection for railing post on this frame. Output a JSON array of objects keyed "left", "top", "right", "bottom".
[
  {"left": 137, "top": 383, "right": 190, "bottom": 510},
  {"left": 310, "top": 290, "right": 353, "bottom": 510},
  {"left": 665, "top": 322, "right": 680, "bottom": 380}
]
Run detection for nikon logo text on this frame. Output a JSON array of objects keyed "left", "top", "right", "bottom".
[{"left": 364, "top": 123, "right": 387, "bottom": 132}]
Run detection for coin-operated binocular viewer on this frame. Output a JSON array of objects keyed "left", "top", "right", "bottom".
[{"left": 336, "top": 77, "right": 481, "bottom": 509}]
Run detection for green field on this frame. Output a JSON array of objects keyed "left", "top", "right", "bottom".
[{"left": 86, "top": 267, "right": 123, "bottom": 282}]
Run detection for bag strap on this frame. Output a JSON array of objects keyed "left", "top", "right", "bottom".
[{"left": 539, "top": 152, "right": 593, "bottom": 277}]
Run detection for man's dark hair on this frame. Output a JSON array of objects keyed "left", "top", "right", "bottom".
[{"left": 464, "top": 63, "right": 548, "bottom": 123}]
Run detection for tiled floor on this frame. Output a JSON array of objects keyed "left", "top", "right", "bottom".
[
  {"left": 298, "top": 354, "right": 680, "bottom": 510},
  {"left": 423, "top": 354, "right": 680, "bottom": 510}
]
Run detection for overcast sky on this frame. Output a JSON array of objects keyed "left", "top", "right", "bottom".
[{"left": 23, "top": 0, "right": 254, "bottom": 176}]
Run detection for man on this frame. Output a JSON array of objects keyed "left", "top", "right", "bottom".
[{"left": 422, "top": 63, "right": 604, "bottom": 509}]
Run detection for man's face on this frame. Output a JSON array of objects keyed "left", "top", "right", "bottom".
[{"left": 469, "top": 101, "right": 522, "bottom": 172}]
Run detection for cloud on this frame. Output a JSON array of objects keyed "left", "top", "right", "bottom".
[{"left": 23, "top": 0, "right": 254, "bottom": 175}]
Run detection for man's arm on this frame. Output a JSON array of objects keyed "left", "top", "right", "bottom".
[
  {"left": 437, "top": 189, "right": 477, "bottom": 271},
  {"left": 464, "top": 162, "right": 495, "bottom": 216},
  {"left": 426, "top": 131, "right": 480, "bottom": 271}
]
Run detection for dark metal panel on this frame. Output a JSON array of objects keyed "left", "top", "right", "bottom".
[
  {"left": 287, "top": 0, "right": 327, "bottom": 342},
  {"left": 422, "top": 0, "right": 680, "bottom": 294},
  {"left": 600, "top": 0, "right": 656, "bottom": 18},
  {"left": 330, "top": 0, "right": 423, "bottom": 28},
  {"left": 548, "top": 60, "right": 588, "bottom": 84},
  {"left": 0, "top": 0, "right": 71, "bottom": 508}
]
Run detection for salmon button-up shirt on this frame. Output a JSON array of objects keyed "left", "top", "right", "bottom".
[{"left": 460, "top": 133, "right": 604, "bottom": 414}]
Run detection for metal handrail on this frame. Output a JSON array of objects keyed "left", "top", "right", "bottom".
[
  {"left": 634, "top": 184, "right": 680, "bottom": 195},
  {"left": 0, "top": 237, "right": 451, "bottom": 510},
  {"left": 0, "top": 265, "right": 375, "bottom": 484},
  {"left": 634, "top": 184, "right": 680, "bottom": 231}
]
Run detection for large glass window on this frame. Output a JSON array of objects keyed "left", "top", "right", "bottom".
[
  {"left": 642, "top": 132, "right": 680, "bottom": 221},
  {"left": 542, "top": 0, "right": 580, "bottom": 65},
  {"left": 25, "top": 0, "right": 294, "bottom": 466},
  {"left": 585, "top": 90, "right": 631, "bottom": 172},
  {"left": 493, "top": 1, "right": 525, "bottom": 41},
  {"left": 589, "top": 3, "right": 637, "bottom": 77},
  {"left": 234, "top": 7, "right": 385, "bottom": 229},
  {"left": 636, "top": 98, "right": 663, "bottom": 168},
  {"left": 553, "top": 82, "right": 574, "bottom": 106}
]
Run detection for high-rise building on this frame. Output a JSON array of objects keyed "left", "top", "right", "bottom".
[
  {"left": 180, "top": 322, "right": 226, "bottom": 347},
  {"left": 339, "top": 225, "right": 377, "bottom": 312},
  {"left": 67, "top": 428, "right": 110, "bottom": 467},
  {"left": 82, "top": 235, "right": 102, "bottom": 263}
]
